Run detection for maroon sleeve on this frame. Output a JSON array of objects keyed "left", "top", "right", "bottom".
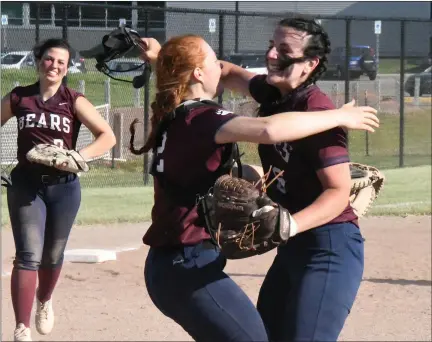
[
  {"left": 187, "top": 106, "right": 237, "bottom": 145},
  {"left": 300, "top": 90, "right": 350, "bottom": 170},
  {"left": 248, "top": 75, "right": 280, "bottom": 104}
]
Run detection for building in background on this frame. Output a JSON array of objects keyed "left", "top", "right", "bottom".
[
  {"left": 1, "top": 1, "right": 431, "bottom": 58},
  {"left": 166, "top": 1, "right": 432, "bottom": 58},
  {"left": 0, "top": 1, "right": 165, "bottom": 53}
]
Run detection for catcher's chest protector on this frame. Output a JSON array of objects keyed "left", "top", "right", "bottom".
[{"left": 150, "top": 99, "right": 243, "bottom": 206}]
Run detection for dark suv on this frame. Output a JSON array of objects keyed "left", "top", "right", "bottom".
[
  {"left": 404, "top": 66, "right": 431, "bottom": 96},
  {"left": 326, "top": 45, "right": 377, "bottom": 80}
]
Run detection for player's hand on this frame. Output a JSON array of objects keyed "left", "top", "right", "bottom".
[
  {"left": 138, "top": 38, "right": 161, "bottom": 65},
  {"left": 338, "top": 99, "right": 379, "bottom": 132}
]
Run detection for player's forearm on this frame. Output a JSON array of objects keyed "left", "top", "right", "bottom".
[
  {"left": 266, "top": 110, "right": 343, "bottom": 142},
  {"left": 220, "top": 61, "right": 255, "bottom": 97},
  {"left": 292, "top": 188, "right": 349, "bottom": 233},
  {"left": 78, "top": 131, "right": 116, "bottom": 160}
]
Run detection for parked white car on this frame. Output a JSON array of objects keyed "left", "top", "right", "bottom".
[
  {"left": 244, "top": 66, "right": 268, "bottom": 75},
  {"left": 1, "top": 51, "right": 35, "bottom": 69},
  {"left": 1, "top": 51, "right": 82, "bottom": 73},
  {"left": 226, "top": 53, "right": 268, "bottom": 75}
]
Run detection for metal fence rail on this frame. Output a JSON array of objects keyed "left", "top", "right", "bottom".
[{"left": 1, "top": 2, "right": 431, "bottom": 187}]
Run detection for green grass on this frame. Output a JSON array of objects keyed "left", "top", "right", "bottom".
[
  {"left": 348, "top": 109, "right": 431, "bottom": 169},
  {"left": 378, "top": 58, "right": 429, "bottom": 74},
  {"left": 1, "top": 165, "right": 430, "bottom": 229},
  {"left": 1, "top": 69, "right": 242, "bottom": 108},
  {"left": 238, "top": 109, "right": 432, "bottom": 170},
  {"left": 77, "top": 158, "right": 150, "bottom": 188},
  {"left": 368, "top": 165, "right": 431, "bottom": 216},
  {"left": 1, "top": 69, "right": 156, "bottom": 108},
  {"left": 1, "top": 186, "right": 154, "bottom": 228}
]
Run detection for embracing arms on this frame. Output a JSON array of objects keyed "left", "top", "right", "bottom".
[{"left": 215, "top": 100, "right": 379, "bottom": 145}]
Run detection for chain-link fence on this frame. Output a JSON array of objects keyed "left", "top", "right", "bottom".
[{"left": 1, "top": 2, "right": 431, "bottom": 188}]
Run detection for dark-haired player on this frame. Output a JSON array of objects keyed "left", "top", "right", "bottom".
[
  {"left": 1, "top": 38, "right": 116, "bottom": 341},
  {"left": 216, "top": 17, "right": 367, "bottom": 341}
]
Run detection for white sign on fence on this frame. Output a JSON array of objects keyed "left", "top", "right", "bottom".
[
  {"left": 209, "top": 18, "right": 216, "bottom": 33},
  {"left": 1, "top": 15, "right": 8, "bottom": 26},
  {"left": 374, "top": 20, "right": 381, "bottom": 35},
  {"left": 119, "top": 18, "right": 126, "bottom": 27}
]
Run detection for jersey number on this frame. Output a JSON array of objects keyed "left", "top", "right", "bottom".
[
  {"left": 274, "top": 142, "right": 292, "bottom": 163},
  {"left": 271, "top": 142, "right": 292, "bottom": 194},
  {"left": 271, "top": 166, "right": 286, "bottom": 194},
  {"left": 155, "top": 132, "right": 167, "bottom": 173},
  {"left": 53, "top": 139, "right": 64, "bottom": 149}
]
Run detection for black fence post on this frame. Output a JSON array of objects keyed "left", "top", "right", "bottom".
[
  {"left": 344, "top": 19, "right": 351, "bottom": 147},
  {"left": 399, "top": 20, "right": 405, "bottom": 168},
  {"left": 143, "top": 10, "right": 150, "bottom": 185},
  {"left": 344, "top": 19, "right": 351, "bottom": 104},
  {"left": 234, "top": 2, "right": 239, "bottom": 53},
  {"left": 364, "top": 90, "right": 370, "bottom": 156},
  {"left": 218, "top": 13, "right": 225, "bottom": 105},
  {"left": 62, "top": 4, "right": 69, "bottom": 86},
  {"left": 35, "top": 3, "right": 40, "bottom": 44}
]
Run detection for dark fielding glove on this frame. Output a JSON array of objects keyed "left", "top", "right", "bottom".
[{"left": 204, "top": 174, "right": 297, "bottom": 259}]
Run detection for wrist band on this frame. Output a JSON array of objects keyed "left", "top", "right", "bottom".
[{"left": 289, "top": 214, "right": 299, "bottom": 238}]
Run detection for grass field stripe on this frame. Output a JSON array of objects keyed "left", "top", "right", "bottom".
[{"left": 375, "top": 201, "right": 431, "bottom": 208}]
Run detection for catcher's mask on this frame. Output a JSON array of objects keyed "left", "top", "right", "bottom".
[{"left": 94, "top": 26, "right": 151, "bottom": 89}]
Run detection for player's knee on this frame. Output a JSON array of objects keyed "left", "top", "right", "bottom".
[
  {"left": 40, "top": 257, "right": 64, "bottom": 269},
  {"left": 40, "top": 248, "right": 65, "bottom": 269},
  {"left": 41, "top": 239, "right": 67, "bottom": 268},
  {"left": 13, "top": 251, "right": 41, "bottom": 271}
]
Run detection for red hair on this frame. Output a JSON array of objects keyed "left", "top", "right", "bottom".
[{"left": 130, "top": 35, "right": 207, "bottom": 155}]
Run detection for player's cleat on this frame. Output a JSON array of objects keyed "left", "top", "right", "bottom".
[
  {"left": 35, "top": 297, "right": 54, "bottom": 335},
  {"left": 14, "top": 323, "right": 32, "bottom": 341}
]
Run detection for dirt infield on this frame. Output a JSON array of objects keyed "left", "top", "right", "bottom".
[{"left": 2, "top": 216, "right": 431, "bottom": 341}]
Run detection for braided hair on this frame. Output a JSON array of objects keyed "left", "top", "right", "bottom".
[{"left": 278, "top": 16, "right": 332, "bottom": 87}]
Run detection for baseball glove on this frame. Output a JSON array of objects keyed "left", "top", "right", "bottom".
[
  {"left": 26, "top": 144, "right": 89, "bottom": 174},
  {"left": 200, "top": 173, "right": 295, "bottom": 259},
  {"left": 349, "top": 162, "right": 385, "bottom": 217}
]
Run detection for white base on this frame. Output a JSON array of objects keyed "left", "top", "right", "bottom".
[{"left": 64, "top": 249, "right": 117, "bottom": 263}]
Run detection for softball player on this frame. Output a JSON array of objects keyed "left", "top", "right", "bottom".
[
  {"left": 138, "top": 34, "right": 377, "bottom": 341},
  {"left": 1, "top": 38, "right": 116, "bottom": 341},
  {"left": 216, "top": 17, "right": 368, "bottom": 341}
]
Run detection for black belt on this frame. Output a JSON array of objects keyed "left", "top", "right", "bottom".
[
  {"left": 12, "top": 163, "right": 77, "bottom": 186},
  {"left": 39, "top": 173, "right": 77, "bottom": 185},
  {"left": 12, "top": 171, "right": 77, "bottom": 186}
]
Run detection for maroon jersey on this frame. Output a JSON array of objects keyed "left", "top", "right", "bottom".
[
  {"left": 249, "top": 75, "right": 358, "bottom": 226},
  {"left": 10, "top": 82, "right": 84, "bottom": 165},
  {"left": 142, "top": 100, "right": 237, "bottom": 247}
]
